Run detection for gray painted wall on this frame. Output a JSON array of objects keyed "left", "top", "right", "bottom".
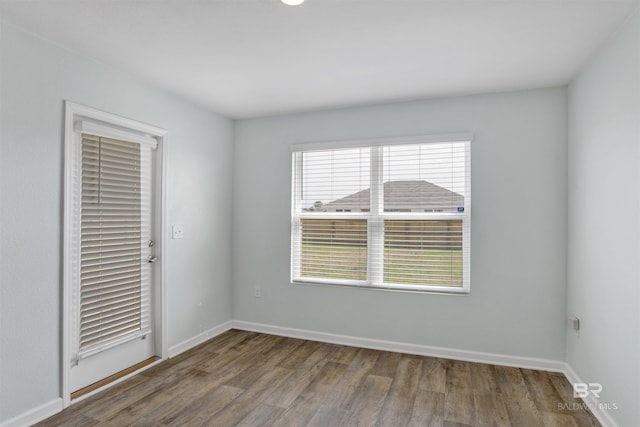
[
  {"left": 233, "top": 88, "right": 568, "bottom": 361},
  {"left": 567, "top": 10, "right": 640, "bottom": 427},
  {"left": 0, "top": 23, "right": 234, "bottom": 422}
]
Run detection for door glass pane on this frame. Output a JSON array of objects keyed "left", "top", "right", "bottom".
[{"left": 80, "top": 134, "right": 142, "bottom": 350}]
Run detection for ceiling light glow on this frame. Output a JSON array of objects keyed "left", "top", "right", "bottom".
[{"left": 281, "top": 0, "right": 304, "bottom": 5}]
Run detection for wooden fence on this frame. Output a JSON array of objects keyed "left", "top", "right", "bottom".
[{"left": 301, "top": 219, "right": 462, "bottom": 250}]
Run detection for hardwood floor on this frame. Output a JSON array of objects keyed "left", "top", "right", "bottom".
[{"left": 37, "top": 330, "right": 600, "bottom": 426}]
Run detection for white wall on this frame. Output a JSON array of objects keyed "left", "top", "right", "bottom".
[
  {"left": 233, "top": 88, "right": 568, "bottom": 361},
  {"left": 567, "top": 10, "right": 640, "bottom": 427},
  {"left": 0, "top": 23, "right": 234, "bottom": 422}
]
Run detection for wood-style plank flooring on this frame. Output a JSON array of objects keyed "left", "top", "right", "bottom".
[{"left": 37, "top": 330, "right": 600, "bottom": 426}]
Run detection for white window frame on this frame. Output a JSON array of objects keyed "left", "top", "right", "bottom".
[
  {"left": 62, "top": 101, "right": 169, "bottom": 406},
  {"left": 291, "top": 133, "right": 471, "bottom": 294}
]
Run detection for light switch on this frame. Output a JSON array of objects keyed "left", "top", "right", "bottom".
[{"left": 172, "top": 225, "right": 184, "bottom": 239}]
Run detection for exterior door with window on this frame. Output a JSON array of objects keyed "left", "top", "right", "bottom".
[{"left": 65, "top": 104, "right": 164, "bottom": 396}]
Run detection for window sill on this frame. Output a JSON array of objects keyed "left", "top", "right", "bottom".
[{"left": 291, "top": 279, "right": 470, "bottom": 295}]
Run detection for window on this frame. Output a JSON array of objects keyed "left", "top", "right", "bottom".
[{"left": 291, "top": 134, "right": 471, "bottom": 293}]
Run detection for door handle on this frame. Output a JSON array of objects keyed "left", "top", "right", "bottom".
[{"left": 147, "top": 255, "right": 157, "bottom": 263}]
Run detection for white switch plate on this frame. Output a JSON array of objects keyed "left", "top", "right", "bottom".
[{"left": 172, "top": 225, "right": 184, "bottom": 239}]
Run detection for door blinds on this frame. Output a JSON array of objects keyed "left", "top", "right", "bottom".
[{"left": 78, "top": 133, "right": 152, "bottom": 355}]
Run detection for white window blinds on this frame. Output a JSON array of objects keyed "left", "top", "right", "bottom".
[
  {"left": 381, "top": 143, "right": 468, "bottom": 288},
  {"left": 291, "top": 147, "right": 371, "bottom": 285},
  {"left": 300, "top": 219, "right": 368, "bottom": 282},
  {"left": 76, "top": 133, "right": 153, "bottom": 356},
  {"left": 299, "top": 148, "right": 371, "bottom": 212},
  {"left": 291, "top": 136, "right": 471, "bottom": 293},
  {"left": 383, "top": 143, "right": 467, "bottom": 213}
]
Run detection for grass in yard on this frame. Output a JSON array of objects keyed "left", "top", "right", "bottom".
[{"left": 301, "top": 242, "right": 368, "bottom": 281}]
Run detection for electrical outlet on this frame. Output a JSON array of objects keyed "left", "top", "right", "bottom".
[
  {"left": 568, "top": 316, "right": 580, "bottom": 335},
  {"left": 254, "top": 286, "right": 261, "bottom": 298},
  {"left": 172, "top": 225, "right": 184, "bottom": 239},
  {"left": 572, "top": 317, "right": 580, "bottom": 332}
]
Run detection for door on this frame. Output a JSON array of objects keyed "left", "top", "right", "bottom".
[{"left": 64, "top": 105, "right": 164, "bottom": 397}]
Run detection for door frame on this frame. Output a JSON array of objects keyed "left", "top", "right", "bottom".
[{"left": 62, "top": 101, "right": 168, "bottom": 407}]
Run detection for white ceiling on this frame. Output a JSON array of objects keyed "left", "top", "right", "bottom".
[{"left": 0, "top": 0, "right": 638, "bottom": 119}]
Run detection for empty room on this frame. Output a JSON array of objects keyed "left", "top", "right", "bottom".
[{"left": 0, "top": 0, "right": 638, "bottom": 426}]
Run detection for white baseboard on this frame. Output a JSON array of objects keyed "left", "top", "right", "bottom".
[
  {"left": 0, "top": 398, "right": 63, "bottom": 427},
  {"left": 168, "top": 320, "right": 233, "bottom": 358},
  {"left": 231, "top": 320, "right": 566, "bottom": 372},
  {"left": 563, "top": 363, "right": 620, "bottom": 427}
]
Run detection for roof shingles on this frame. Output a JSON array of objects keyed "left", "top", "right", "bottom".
[{"left": 321, "top": 180, "right": 464, "bottom": 211}]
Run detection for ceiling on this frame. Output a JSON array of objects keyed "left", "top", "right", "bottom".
[{"left": 0, "top": 0, "right": 638, "bottom": 119}]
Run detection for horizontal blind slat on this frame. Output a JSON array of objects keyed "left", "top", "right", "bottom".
[
  {"left": 81, "top": 304, "right": 141, "bottom": 324},
  {"left": 80, "top": 271, "right": 141, "bottom": 287},
  {"left": 80, "top": 321, "right": 142, "bottom": 347},
  {"left": 81, "top": 315, "right": 141, "bottom": 335},
  {"left": 80, "top": 279, "right": 141, "bottom": 300}
]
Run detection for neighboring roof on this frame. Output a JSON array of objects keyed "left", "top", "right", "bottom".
[{"left": 321, "top": 180, "right": 464, "bottom": 211}]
